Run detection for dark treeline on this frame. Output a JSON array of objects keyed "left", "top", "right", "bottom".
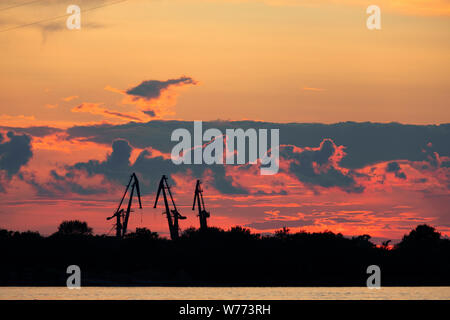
[{"left": 0, "top": 223, "right": 449, "bottom": 286}]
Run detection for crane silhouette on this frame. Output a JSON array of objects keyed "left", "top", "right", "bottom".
[
  {"left": 192, "top": 179, "right": 210, "bottom": 230},
  {"left": 107, "top": 173, "right": 142, "bottom": 238},
  {"left": 154, "top": 175, "right": 186, "bottom": 240}
]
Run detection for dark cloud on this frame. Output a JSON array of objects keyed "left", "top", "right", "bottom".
[
  {"left": 19, "top": 139, "right": 131, "bottom": 197},
  {"left": 0, "top": 131, "right": 33, "bottom": 177},
  {"left": 386, "top": 161, "right": 407, "bottom": 179},
  {"left": 18, "top": 170, "right": 108, "bottom": 197},
  {"left": 386, "top": 161, "right": 401, "bottom": 172},
  {"left": 17, "top": 171, "right": 56, "bottom": 197},
  {"left": 126, "top": 76, "right": 197, "bottom": 100},
  {"left": 143, "top": 110, "right": 156, "bottom": 117},
  {"left": 280, "top": 139, "right": 364, "bottom": 193},
  {"left": 14, "top": 121, "right": 450, "bottom": 195},
  {"left": 50, "top": 170, "right": 108, "bottom": 195},
  {"left": 72, "top": 103, "right": 148, "bottom": 122},
  {"left": 66, "top": 120, "right": 190, "bottom": 151},
  {"left": 61, "top": 138, "right": 247, "bottom": 195},
  {"left": 421, "top": 142, "right": 444, "bottom": 169},
  {"left": 39, "top": 21, "right": 105, "bottom": 33},
  {"left": 194, "top": 165, "right": 248, "bottom": 195},
  {"left": 62, "top": 121, "right": 450, "bottom": 169},
  {"left": 254, "top": 190, "right": 288, "bottom": 196},
  {"left": 0, "top": 126, "right": 62, "bottom": 137},
  {"left": 70, "top": 139, "right": 132, "bottom": 183}
]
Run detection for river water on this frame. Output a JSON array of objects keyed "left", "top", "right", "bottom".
[{"left": 0, "top": 287, "right": 449, "bottom": 300}]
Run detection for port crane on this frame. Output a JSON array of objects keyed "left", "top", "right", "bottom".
[
  {"left": 107, "top": 173, "right": 142, "bottom": 238},
  {"left": 192, "top": 180, "right": 210, "bottom": 230},
  {"left": 154, "top": 175, "right": 186, "bottom": 240}
]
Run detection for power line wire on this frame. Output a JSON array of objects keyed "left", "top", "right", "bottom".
[
  {"left": 0, "top": 0, "right": 45, "bottom": 12},
  {"left": 0, "top": 0, "right": 128, "bottom": 33}
]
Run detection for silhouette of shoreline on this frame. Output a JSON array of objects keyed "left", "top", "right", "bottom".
[{"left": 1, "top": 224, "right": 449, "bottom": 287}]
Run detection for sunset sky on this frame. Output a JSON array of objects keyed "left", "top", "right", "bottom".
[{"left": 0, "top": 0, "right": 449, "bottom": 242}]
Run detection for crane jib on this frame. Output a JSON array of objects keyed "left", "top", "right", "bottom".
[{"left": 107, "top": 173, "right": 142, "bottom": 239}]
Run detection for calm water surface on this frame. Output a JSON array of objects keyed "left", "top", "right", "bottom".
[{"left": 0, "top": 287, "right": 449, "bottom": 300}]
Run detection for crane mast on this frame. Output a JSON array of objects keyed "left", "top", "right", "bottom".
[
  {"left": 107, "top": 173, "right": 142, "bottom": 238},
  {"left": 192, "top": 180, "right": 210, "bottom": 230},
  {"left": 154, "top": 175, "right": 186, "bottom": 240}
]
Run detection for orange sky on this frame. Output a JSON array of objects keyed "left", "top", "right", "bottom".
[
  {"left": 0, "top": 0, "right": 449, "bottom": 242},
  {"left": 0, "top": 0, "right": 449, "bottom": 125}
]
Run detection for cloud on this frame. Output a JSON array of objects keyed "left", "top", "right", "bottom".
[
  {"left": 0, "top": 126, "right": 62, "bottom": 137},
  {"left": 57, "top": 138, "right": 247, "bottom": 195},
  {"left": 280, "top": 139, "right": 364, "bottom": 193},
  {"left": 386, "top": 161, "right": 407, "bottom": 179},
  {"left": 62, "top": 121, "right": 450, "bottom": 170},
  {"left": 126, "top": 76, "right": 198, "bottom": 100},
  {"left": 0, "top": 115, "right": 36, "bottom": 127},
  {"left": 143, "top": 110, "right": 156, "bottom": 117},
  {"left": 422, "top": 142, "right": 443, "bottom": 169},
  {"left": 117, "top": 76, "right": 198, "bottom": 118},
  {"left": 17, "top": 168, "right": 109, "bottom": 197},
  {"left": 302, "top": 87, "right": 325, "bottom": 92},
  {"left": 0, "top": 131, "right": 33, "bottom": 177},
  {"left": 11, "top": 121, "right": 450, "bottom": 197},
  {"left": 38, "top": 21, "right": 104, "bottom": 34},
  {"left": 57, "top": 77, "right": 199, "bottom": 123},
  {"left": 67, "top": 139, "right": 133, "bottom": 184},
  {"left": 72, "top": 103, "right": 151, "bottom": 122},
  {"left": 3, "top": 120, "right": 449, "bottom": 238},
  {"left": 62, "top": 96, "right": 79, "bottom": 102}
]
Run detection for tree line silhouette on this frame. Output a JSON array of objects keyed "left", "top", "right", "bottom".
[{"left": 0, "top": 222, "right": 449, "bottom": 286}]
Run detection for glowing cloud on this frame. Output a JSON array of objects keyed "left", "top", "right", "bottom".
[
  {"left": 106, "top": 76, "right": 199, "bottom": 119},
  {"left": 71, "top": 103, "right": 152, "bottom": 123}
]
